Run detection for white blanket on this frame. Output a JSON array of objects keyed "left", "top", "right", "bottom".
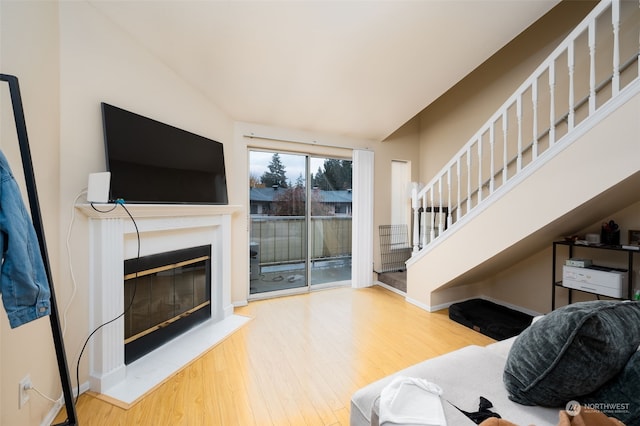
[{"left": 378, "top": 376, "right": 447, "bottom": 426}]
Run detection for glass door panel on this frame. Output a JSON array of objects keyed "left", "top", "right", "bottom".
[
  {"left": 309, "top": 157, "right": 352, "bottom": 287},
  {"left": 249, "top": 151, "right": 308, "bottom": 295}
]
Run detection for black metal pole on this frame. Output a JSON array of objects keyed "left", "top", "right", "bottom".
[{"left": 0, "top": 74, "right": 78, "bottom": 425}]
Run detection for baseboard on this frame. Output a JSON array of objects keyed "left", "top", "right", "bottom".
[
  {"left": 405, "top": 294, "right": 467, "bottom": 312},
  {"left": 479, "top": 295, "right": 543, "bottom": 317},
  {"left": 405, "top": 294, "right": 544, "bottom": 317},
  {"left": 42, "top": 400, "right": 64, "bottom": 426},
  {"left": 374, "top": 281, "right": 406, "bottom": 297},
  {"left": 405, "top": 295, "right": 436, "bottom": 312},
  {"left": 42, "top": 381, "right": 90, "bottom": 426}
]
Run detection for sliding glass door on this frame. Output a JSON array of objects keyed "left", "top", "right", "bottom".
[
  {"left": 249, "top": 150, "right": 352, "bottom": 297},
  {"left": 249, "top": 151, "right": 308, "bottom": 295},
  {"left": 308, "top": 157, "right": 352, "bottom": 287}
]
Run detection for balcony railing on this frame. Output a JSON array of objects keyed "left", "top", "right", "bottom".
[
  {"left": 250, "top": 216, "right": 352, "bottom": 266},
  {"left": 411, "top": 0, "right": 640, "bottom": 255}
]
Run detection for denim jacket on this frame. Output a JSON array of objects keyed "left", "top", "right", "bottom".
[{"left": 0, "top": 149, "right": 50, "bottom": 328}]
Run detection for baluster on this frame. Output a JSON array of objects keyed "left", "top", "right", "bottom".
[
  {"left": 612, "top": 0, "right": 620, "bottom": 96},
  {"left": 549, "top": 61, "right": 556, "bottom": 145},
  {"left": 447, "top": 168, "right": 452, "bottom": 228},
  {"left": 502, "top": 111, "right": 508, "bottom": 183},
  {"left": 589, "top": 20, "right": 596, "bottom": 115},
  {"left": 477, "top": 138, "right": 483, "bottom": 203},
  {"left": 568, "top": 40, "right": 575, "bottom": 130},
  {"left": 516, "top": 96, "right": 523, "bottom": 171},
  {"left": 456, "top": 158, "right": 461, "bottom": 221},
  {"left": 411, "top": 183, "right": 420, "bottom": 254},
  {"left": 420, "top": 193, "right": 427, "bottom": 248},
  {"left": 532, "top": 79, "right": 539, "bottom": 159},
  {"left": 466, "top": 146, "right": 472, "bottom": 213},
  {"left": 429, "top": 188, "right": 436, "bottom": 242},
  {"left": 438, "top": 177, "right": 444, "bottom": 236},
  {"left": 489, "top": 123, "right": 495, "bottom": 193}
]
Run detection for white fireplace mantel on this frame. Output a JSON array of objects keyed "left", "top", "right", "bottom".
[
  {"left": 77, "top": 203, "right": 241, "bottom": 399},
  {"left": 77, "top": 203, "right": 240, "bottom": 219}
]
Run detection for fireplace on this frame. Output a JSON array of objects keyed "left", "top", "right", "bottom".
[
  {"left": 78, "top": 204, "right": 239, "bottom": 398},
  {"left": 124, "top": 245, "right": 212, "bottom": 364}
]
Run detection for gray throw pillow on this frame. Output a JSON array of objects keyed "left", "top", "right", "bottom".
[
  {"left": 582, "top": 349, "right": 640, "bottom": 425},
  {"left": 503, "top": 300, "right": 640, "bottom": 407}
]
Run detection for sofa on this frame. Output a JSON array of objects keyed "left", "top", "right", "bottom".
[{"left": 350, "top": 300, "right": 640, "bottom": 426}]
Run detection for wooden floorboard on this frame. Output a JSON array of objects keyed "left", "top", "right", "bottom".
[{"left": 54, "top": 286, "right": 495, "bottom": 425}]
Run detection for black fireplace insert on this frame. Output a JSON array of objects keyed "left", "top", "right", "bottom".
[{"left": 123, "top": 245, "right": 212, "bottom": 364}]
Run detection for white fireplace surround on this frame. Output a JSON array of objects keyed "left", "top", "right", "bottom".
[{"left": 77, "top": 203, "right": 241, "bottom": 401}]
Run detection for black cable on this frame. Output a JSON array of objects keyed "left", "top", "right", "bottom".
[
  {"left": 74, "top": 201, "right": 140, "bottom": 404},
  {"left": 89, "top": 203, "right": 118, "bottom": 213}
]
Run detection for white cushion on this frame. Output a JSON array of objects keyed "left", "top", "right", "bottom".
[{"left": 350, "top": 345, "right": 559, "bottom": 426}]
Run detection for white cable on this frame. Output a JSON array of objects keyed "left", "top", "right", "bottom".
[
  {"left": 25, "top": 383, "right": 61, "bottom": 404},
  {"left": 22, "top": 383, "right": 64, "bottom": 404},
  {"left": 62, "top": 188, "right": 87, "bottom": 336}
]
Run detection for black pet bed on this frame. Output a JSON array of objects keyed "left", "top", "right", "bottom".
[{"left": 449, "top": 299, "right": 533, "bottom": 341}]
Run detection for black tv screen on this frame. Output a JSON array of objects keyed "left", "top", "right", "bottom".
[{"left": 101, "top": 103, "right": 228, "bottom": 204}]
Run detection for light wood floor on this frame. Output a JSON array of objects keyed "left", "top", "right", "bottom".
[{"left": 54, "top": 286, "right": 494, "bottom": 425}]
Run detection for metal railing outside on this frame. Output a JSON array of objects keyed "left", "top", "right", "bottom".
[{"left": 250, "top": 216, "right": 352, "bottom": 266}]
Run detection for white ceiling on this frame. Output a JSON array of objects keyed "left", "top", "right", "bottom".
[{"left": 89, "top": 0, "right": 560, "bottom": 141}]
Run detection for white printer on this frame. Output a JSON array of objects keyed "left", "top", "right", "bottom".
[{"left": 562, "top": 265, "right": 628, "bottom": 298}]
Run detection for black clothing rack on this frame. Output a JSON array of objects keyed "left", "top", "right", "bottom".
[{"left": 1, "top": 74, "right": 78, "bottom": 425}]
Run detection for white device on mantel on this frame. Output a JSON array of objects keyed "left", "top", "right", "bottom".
[{"left": 87, "top": 172, "right": 111, "bottom": 203}]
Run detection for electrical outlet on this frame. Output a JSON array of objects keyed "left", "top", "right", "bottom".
[{"left": 18, "top": 375, "right": 31, "bottom": 408}]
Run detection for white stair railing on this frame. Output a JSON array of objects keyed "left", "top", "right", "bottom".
[{"left": 412, "top": 0, "right": 639, "bottom": 255}]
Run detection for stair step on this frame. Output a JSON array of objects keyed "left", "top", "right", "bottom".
[{"left": 378, "top": 271, "right": 407, "bottom": 292}]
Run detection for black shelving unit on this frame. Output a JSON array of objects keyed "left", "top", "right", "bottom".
[
  {"left": 1, "top": 74, "right": 78, "bottom": 425},
  {"left": 552, "top": 240, "right": 638, "bottom": 310}
]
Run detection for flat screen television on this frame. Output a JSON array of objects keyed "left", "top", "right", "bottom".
[{"left": 101, "top": 102, "right": 228, "bottom": 204}]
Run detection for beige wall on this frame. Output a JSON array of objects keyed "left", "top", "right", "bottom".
[
  {"left": 1, "top": 1, "right": 237, "bottom": 424},
  {"left": 404, "top": 1, "right": 607, "bottom": 312},
  {"left": 375, "top": 118, "right": 421, "bottom": 272},
  {"left": 1, "top": 2, "right": 421, "bottom": 424},
  {"left": 408, "top": 90, "right": 640, "bottom": 312},
  {"left": 417, "top": 1, "right": 598, "bottom": 184},
  {"left": 483, "top": 199, "right": 640, "bottom": 314},
  {"left": 0, "top": 2, "right": 62, "bottom": 425},
  {"left": 57, "top": 0, "right": 237, "bottom": 410},
  {"left": 233, "top": 119, "right": 420, "bottom": 285},
  {"left": 0, "top": 0, "right": 625, "bottom": 424},
  {"left": 404, "top": 0, "right": 640, "bottom": 313}
]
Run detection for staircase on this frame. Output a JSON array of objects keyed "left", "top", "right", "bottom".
[{"left": 406, "top": 0, "right": 640, "bottom": 311}]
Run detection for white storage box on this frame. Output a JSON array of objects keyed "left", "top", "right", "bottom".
[{"left": 562, "top": 265, "right": 628, "bottom": 298}]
